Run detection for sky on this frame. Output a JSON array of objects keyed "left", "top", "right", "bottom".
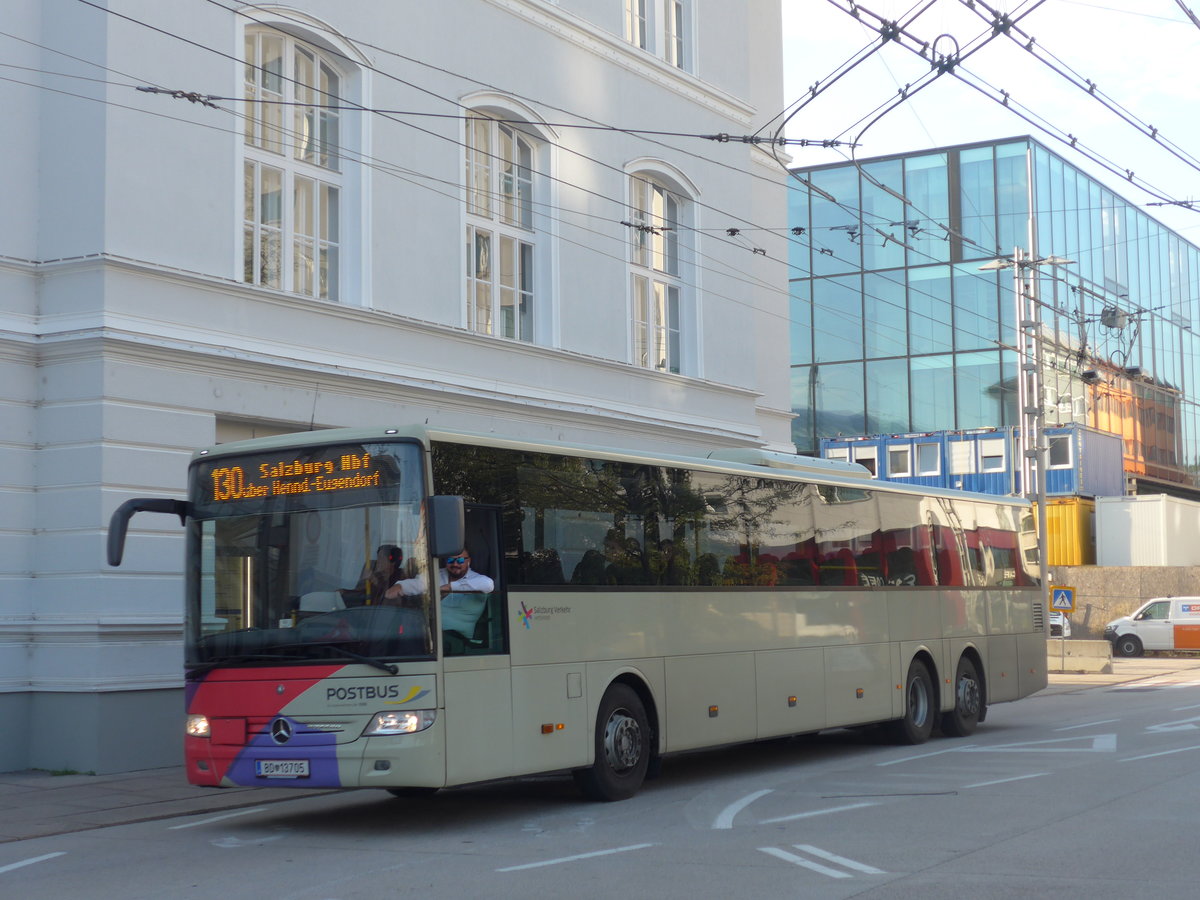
[{"left": 779, "top": 0, "right": 1200, "bottom": 241}]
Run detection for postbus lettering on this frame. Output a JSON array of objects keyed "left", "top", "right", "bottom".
[{"left": 326, "top": 684, "right": 403, "bottom": 702}]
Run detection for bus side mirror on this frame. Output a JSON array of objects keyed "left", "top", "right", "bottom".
[
  {"left": 427, "top": 495, "right": 465, "bottom": 559},
  {"left": 107, "top": 498, "right": 190, "bottom": 566}
]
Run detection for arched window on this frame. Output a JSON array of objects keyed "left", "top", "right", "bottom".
[
  {"left": 465, "top": 112, "right": 542, "bottom": 341},
  {"left": 629, "top": 171, "right": 689, "bottom": 373},
  {"left": 243, "top": 28, "right": 346, "bottom": 301}
]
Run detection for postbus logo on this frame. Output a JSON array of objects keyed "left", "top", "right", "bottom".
[{"left": 519, "top": 601, "right": 534, "bottom": 629}]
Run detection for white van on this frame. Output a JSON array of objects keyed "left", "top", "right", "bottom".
[{"left": 1104, "top": 596, "right": 1200, "bottom": 657}]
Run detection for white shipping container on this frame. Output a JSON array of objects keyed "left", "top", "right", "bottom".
[{"left": 1096, "top": 495, "right": 1200, "bottom": 566}]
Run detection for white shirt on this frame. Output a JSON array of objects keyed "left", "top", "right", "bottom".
[{"left": 396, "top": 567, "right": 494, "bottom": 634}]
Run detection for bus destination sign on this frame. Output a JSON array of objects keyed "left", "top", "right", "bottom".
[
  {"left": 208, "top": 452, "right": 380, "bottom": 502},
  {"left": 191, "top": 442, "right": 409, "bottom": 515}
]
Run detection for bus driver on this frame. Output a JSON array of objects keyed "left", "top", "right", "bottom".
[{"left": 384, "top": 549, "right": 494, "bottom": 634}]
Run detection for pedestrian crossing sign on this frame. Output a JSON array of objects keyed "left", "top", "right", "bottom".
[{"left": 1050, "top": 586, "right": 1075, "bottom": 613}]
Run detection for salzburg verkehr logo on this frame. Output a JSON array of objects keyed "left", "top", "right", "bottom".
[{"left": 519, "top": 601, "right": 534, "bottom": 629}]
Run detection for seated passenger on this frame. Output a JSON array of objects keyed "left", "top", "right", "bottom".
[{"left": 385, "top": 548, "right": 494, "bottom": 635}]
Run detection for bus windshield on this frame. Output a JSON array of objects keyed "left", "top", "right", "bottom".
[{"left": 184, "top": 439, "right": 435, "bottom": 670}]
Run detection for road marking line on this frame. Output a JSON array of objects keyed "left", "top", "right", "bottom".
[
  {"left": 964, "top": 772, "right": 1049, "bottom": 788},
  {"left": 713, "top": 789, "right": 773, "bottom": 829},
  {"left": 793, "top": 844, "right": 886, "bottom": 874},
  {"left": 1119, "top": 745, "right": 1200, "bottom": 762},
  {"left": 1056, "top": 719, "right": 1120, "bottom": 731},
  {"left": 961, "top": 734, "right": 1116, "bottom": 753},
  {"left": 497, "top": 843, "right": 656, "bottom": 872},
  {"left": 0, "top": 852, "right": 66, "bottom": 875},
  {"left": 759, "top": 847, "right": 851, "bottom": 878},
  {"left": 759, "top": 801, "right": 878, "bottom": 824},
  {"left": 167, "top": 807, "right": 268, "bottom": 829},
  {"left": 876, "top": 745, "right": 974, "bottom": 766}
]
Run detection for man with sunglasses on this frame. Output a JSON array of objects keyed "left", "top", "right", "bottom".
[{"left": 384, "top": 548, "right": 493, "bottom": 635}]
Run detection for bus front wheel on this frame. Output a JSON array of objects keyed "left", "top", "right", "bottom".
[
  {"left": 890, "top": 660, "right": 935, "bottom": 745},
  {"left": 941, "top": 655, "right": 983, "bottom": 737},
  {"left": 574, "top": 683, "right": 650, "bottom": 802}
]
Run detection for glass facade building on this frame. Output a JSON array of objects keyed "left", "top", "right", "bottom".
[{"left": 789, "top": 137, "right": 1200, "bottom": 494}]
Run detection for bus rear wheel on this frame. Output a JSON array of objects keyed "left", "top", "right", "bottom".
[
  {"left": 890, "top": 660, "right": 935, "bottom": 745},
  {"left": 574, "top": 683, "right": 649, "bottom": 802},
  {"left": 941, "top": 655, "right": 983, "bottom": 737}
]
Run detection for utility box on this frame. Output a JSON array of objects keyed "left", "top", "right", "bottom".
[{"left": 1096, "top": 494, "right": 1200, "bottom": 566}]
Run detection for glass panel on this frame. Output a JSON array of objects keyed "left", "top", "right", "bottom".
[
  {"left": 499, "top": 235, "right": 516, "bottom": 339},
  {"left": 259, "top": 34, "right": 283, "bottom": 155},
  {"left": 860, "top": 159, "right": 905, "bottom": 271},
  {"left": 789, "top": 280, "right": 812, "bottom": 366},
  {"left": 910, "top": 355, "right": 955, "bottom": 431},
  {"left": 809, "top": 166, "right": 860, "bottom": 277},
  {"left": 959, "top": 146, "right": 997, "bottom": 258},
  {"left": 242, "top": 162, "right": 255, "bottom": 283},
  {"left": 632, "top": 275, "right": 650, "bottom": 367},
  {"left": 517, "top": 137, "right": 533, "bottom": 230},
  {"left": 318, "top": 61, "right": 340, "bottom": 170},
  {"left": 812, "top": 275, "right": 862, "bottom": 363},
  {"left": 666, "top": 285, "right": 680, "bottom": 374},
  {"left": 903, "top": 153, "right": 950, "bottom": 264},
  {"left": 294, "top": 47, "right": 315, "bottom": 163},
  {"left": 519, "top": 241, "right": 534, "bottom": 342},
  {"left": 469, "top": 118, "right": 492, "bottom": 218},
  {"left": 863, "top": 272, "right": 906, "bottom": 357},
  {"left": 472, "top": 229, "right": 492, "bottom": 334},
  {"left": 630, "top": 176, "right": 650, "bottom": 267},
  {"left": 953, "top": 263, "right": 999, "bottom": 351},
  {"left": 294, "top": 176, "right": 314, "bottom": 296},
  {"left": 499, "top": 125, "right": 516, "bottom": 226},
  {"left": 814, "top": 361, "right": 865, "bottom": 439},
  {"left": 955, "top": 351, "right": 1001, "bottom": 429},
  {"left": 790, "top": 365, "right": 815, "bottom": 451},
  {"left": 652, "top": 281, "right": 668, "bottom": 370},
  {"left": 866, "top": 358, "right": 909, "bottom": 434},
  {"left": 787, "top": 182, "right": 811, "bottom": 277},
  {"left": 667, "top": 0, "right": 685, "bottom": 67},
  {"left": 259, "top": 165, "right": 282, "bottom": 288},
  {"left": 995, "top": 141, "right": 1030, "bottom": 254},
  {"left": 908, "top": 265, "right": 953, "bottom": 355}
]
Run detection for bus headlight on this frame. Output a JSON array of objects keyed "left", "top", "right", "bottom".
[
  {"left": 363, "top": 709, "right": 436, "bottom": 736},
  {"left": 186, "top": 714, "right": 211, "bottom": 738}
]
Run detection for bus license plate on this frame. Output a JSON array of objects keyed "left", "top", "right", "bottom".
[{"left": 255, "top": 759, "right": 309, "bottom": 778}]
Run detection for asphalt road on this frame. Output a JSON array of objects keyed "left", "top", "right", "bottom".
[{"left": 5, "top": 660, "right": 1200, "bottom": 898}]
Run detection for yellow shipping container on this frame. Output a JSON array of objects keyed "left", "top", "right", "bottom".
[{"left": 1034, "top": 497, "right": 1095, "bottom": 566}]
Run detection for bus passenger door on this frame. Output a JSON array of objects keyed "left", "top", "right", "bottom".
[{"left": 441, "top": 505, "right": 514, "bottom": 785}]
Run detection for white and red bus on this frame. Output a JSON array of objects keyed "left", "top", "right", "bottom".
[{"left": 108, "top": 426, "right": 1046, "bottom": 801}]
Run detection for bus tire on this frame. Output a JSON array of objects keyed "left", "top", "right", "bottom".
[
  {"left": 889, "top": 659, "right": 935, "bottom": 745},
  {"left": 941, "top": 655, "right": 983, "bottom": 737},
  {"left": 574, "top": 683, "right": 649, "bottom": 802},
  {"left": 1115, "top": 635, "right": 1143, "bottom": 658}
]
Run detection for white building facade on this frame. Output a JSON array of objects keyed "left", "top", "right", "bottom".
[{"left": 1, "top": 0, "right": 790, "bottom": 772}]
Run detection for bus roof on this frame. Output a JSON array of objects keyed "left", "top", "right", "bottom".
[{"left": 191, "top": 426, "right": 1030, "bottom": 509}]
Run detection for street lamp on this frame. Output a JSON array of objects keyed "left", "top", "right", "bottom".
[{"left": 980, "top": 250, "right": 1075, "bottom": 618}]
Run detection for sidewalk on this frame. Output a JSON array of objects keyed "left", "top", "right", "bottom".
[
  {"left": 4, "top": 656, "right": 1200, "bottom": 843},
  {"left": 0, "top": 766, "right": 332, "bottom": 843}
]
